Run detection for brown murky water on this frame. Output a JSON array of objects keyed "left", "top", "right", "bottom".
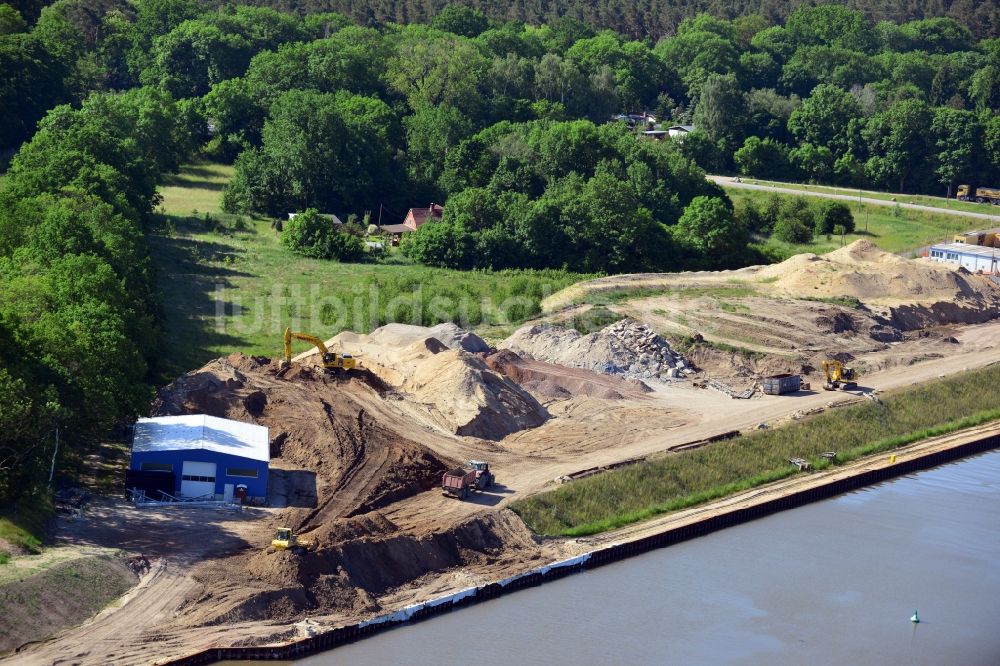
[{"left": 258, "top": 450, "right": 1000, "bottom": 665}]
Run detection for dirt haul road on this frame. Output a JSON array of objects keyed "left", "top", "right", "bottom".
[{"left": 12, "top": 315, "right": 1000, "bottom": 665}]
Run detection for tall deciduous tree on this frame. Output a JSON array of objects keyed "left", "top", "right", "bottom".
[
  {"left": 931, "top": 107, "right": 982, "bottom": 197},
  {"left": 387, "top": 26, "right": 486, "bottom": 114},
  {"left": 861, "top": 99, "right": 934, "bottom": 192},
  {"left": 224, "top": 89, "right": 398, "bottom": 216},
  {"left": 692, "top": 73, "right": 746, "bottom": 155},
  {"left": 672, "top": 195, "right": 746, "bottom": 267},
  {"left": 787, "top": 83, "right": 861, "bottom": 153}
]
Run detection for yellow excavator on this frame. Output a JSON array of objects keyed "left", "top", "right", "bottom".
[
  {"left": 271, "top": 527, "right": 316, "bottom": 553},
  {"left": 821, "top": 360, "right": 857, "bottom": 391},
  {"left": 283, "top": 327, "right": 357, "bottom": 372}
]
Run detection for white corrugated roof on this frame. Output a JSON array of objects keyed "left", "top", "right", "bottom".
[
  {"left": 133, "top": 415, "right": 269, "bottom": 462},
  {"left": 931, "top": 242, "right": 1000, "bottom": 259}
]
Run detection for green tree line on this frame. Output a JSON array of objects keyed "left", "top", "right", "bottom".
[
  {"left": 0, "top": 87, "right": 193, "bottom": 502},
  {"left": 2, "top": 0, "right": 1000, "bottom": 502},
  {"left": 220, "top": 0, "right": 1000, "bottom": 42}
]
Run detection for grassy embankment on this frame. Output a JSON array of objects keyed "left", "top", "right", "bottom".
[
  {"left": 152, "top": 162, "right": 587, "bottom": 377},
  {"left": 0, "top": 500, "right": 51, "bottom": 564},
  {"left": 734, "top": 178, "right": 992, "bottom": 217},
  {"left": 512, "top": 364, "right": 1000, "bottom": 537},
  {"left": 727, "top": 188, "right": 979, "bottom": 257}
]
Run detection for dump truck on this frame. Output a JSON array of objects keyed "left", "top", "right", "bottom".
[
  {"left": 442, "top": 467, "right": 477, "bottom": 499},
  {"left": 762, "top": 373, "right": 802, "bottom": 395},
  {"left": 956, "top": 185, "right": 1000, "bottom": 205}
]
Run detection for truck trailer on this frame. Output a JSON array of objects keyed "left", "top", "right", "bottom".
[
  {"left": 442, "top": 467, "right": 477, "bottom": 499},
  {"left": 957, "top": 185, "right": 1000, "bottom": 205}
]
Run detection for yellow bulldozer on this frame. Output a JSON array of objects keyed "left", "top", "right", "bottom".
[
  {"left": 283, "top": 327, "right": 357, "bottom": 373},
  {"left": 271, "top": 527, "right": 316, "bottom": 553},
  {"left": 821, "top": 360, "right": 857, "bottom": 391}
]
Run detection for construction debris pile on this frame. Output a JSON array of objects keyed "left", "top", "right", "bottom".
[{"left": 502, "top": 319, "right": 692, "bottom": 382}]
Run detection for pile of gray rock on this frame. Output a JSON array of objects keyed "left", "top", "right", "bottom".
[
  {"left": 501, "top": 318, "right": 693, "bottom": 383},
  {"left": 603, "top": 320, "right": 692, "bottom": 381}
]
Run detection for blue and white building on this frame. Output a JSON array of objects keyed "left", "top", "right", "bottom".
[
  {"left": 927, "top": 242, "right": 1000, "bottom": 273},
  {"left": 130, "top": 414, "right": 270, "bottom": 501}
]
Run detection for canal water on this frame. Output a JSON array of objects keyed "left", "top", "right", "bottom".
[{"left": 287, "top": 451, "right": 1000, "bottom": 665}]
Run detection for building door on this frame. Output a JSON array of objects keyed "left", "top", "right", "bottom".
[{"left": 180, "top": 461, "right": 217, "bottom": 498}]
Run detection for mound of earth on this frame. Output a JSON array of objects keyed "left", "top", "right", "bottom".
[
  {"left": 754, "top": 240, "right": 1000, "bottom": 310},
  {"left": 485, "top": 349, "right": 653, "bottom": 400},
  {"left": 500, "top": 318, "right": 690, "bottom": 382},
  {"left": 152, "top": 353, "right": 450, "bottom": 521},
  {"left": 322, "top": 327, "right": 548, "bottom": 440},
  {"left": 190, "top": 510, "right": 541, "bottom": 624},
  {"left": 0, "top": 550, "right": 139, "bottom": 653},
  {"left": 353, "top": 322, "right": 489, "bottom": 353}
]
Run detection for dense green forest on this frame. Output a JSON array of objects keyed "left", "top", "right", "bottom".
[
  {"left": 1, "top": 0, "right": 999, "bottom": 504},
  {"left": 226, "top": 0, "right": 1000, "bottom": 42}
]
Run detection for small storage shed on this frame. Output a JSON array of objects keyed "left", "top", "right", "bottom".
[{"left": 130, "top": 414, "right": 269, "bottom": 501}]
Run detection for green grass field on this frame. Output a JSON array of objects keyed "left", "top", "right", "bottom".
[
  {"left": 511, "top": 364, "right": 1000, "bottom": 536},
  {"left": 158, "top": 162, "right": 234, "bottom": 216},
  {"left": 735, "top": 178, "right": 993, "bottom": 216},
  {"left": 151, "top": 163, "right": 586, "bottom": 377},
  {"left": 728, "top": 189, "right": 977, "bottom": 257}
]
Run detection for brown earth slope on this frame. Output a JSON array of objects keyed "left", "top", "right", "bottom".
[{"left": 152, "top": 353, "right": 451, "bottom": 525}]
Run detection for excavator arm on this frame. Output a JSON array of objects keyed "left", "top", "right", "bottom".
[
  {"left": 282, "top": 327, "right": 356, "bottom": 372},
  {"left": 283, "top": 327, "right": 329, "bottom": 364},
  {"left": 821, "top": 360, "right": 842, "bottom": 383}
]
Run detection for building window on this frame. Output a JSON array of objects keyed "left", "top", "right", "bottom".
[
  {"left": 930, "top": 250, "right": 941, "bottom": 258},
  {"left": 948, "top": 253, "right": 959, "bottom": 260},
  {"left": 182, "top": 474, "right": 215, "bottom": 482},
  {"left": 140, "top": 462, "right": 172, "bottom": 472},
  {"left": 226, "top": 467, "right": 259, "bottom": 479}
]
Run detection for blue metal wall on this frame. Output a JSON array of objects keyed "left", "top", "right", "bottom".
[{"left": 130, "top": 448, "right": 268, "bottom": 499}]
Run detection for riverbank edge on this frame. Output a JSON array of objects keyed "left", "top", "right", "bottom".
[{"left": 163, "top": 425, "right": 1000, "bottom": 665}]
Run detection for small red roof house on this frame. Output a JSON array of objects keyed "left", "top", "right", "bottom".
[{"left": 403, "top": 203, "right": 443, "bottom": 231}]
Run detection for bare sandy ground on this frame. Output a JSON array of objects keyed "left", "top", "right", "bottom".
[{"left": 11, "top": 315, "right": 1000, "bottom": 666}]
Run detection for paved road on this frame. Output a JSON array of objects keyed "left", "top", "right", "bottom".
[{"left": 709, "top": 175, "right": 1000, "bottom": 224}]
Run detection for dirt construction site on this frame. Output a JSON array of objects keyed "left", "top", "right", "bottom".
[{"left": 10, "top": 240, "right": 1000, "bottom": 664}]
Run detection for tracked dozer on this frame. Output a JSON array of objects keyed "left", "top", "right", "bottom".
[{"left": 271, "top": 527, "right": 316, "bottom": 553}]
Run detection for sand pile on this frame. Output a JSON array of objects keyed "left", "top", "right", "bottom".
[
  {"left": 356, "top": 322, "right": 489, "bottom": 353},
  {"left": 501, "top": 319, "right": 691, "bottom": 382},
  {"left": 152, "top": 353, "right": 450, "bottom": 520},
  {"left": 754, "top": 239, "right": 997, "bottom": 306},
  {"left": 485, "top": 349, "right": 653, "bottom": 400},
  {"left": 323, "top": 326, "right": 548, "bottom": 440},
  {"left": 195, "top": 510, "right": 541, "bottom": 624}
]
